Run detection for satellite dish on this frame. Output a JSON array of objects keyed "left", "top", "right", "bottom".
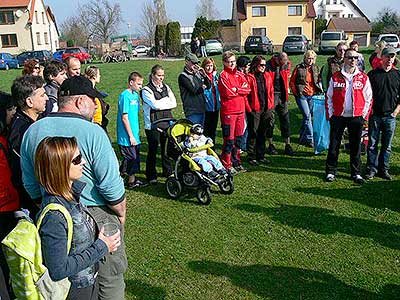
[{"left": 15, "top": 10, "right": 23, "bottom": 18}]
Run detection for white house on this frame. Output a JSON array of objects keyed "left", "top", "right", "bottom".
[
  {"left": 0, "top": 0, "right": 59, "bottom": 55},
  {"left": 313, "top": 0, "right": 369, "bottom": 21},
  {"left": 181, "top": 26, "right": 194, "bottom": 44}
]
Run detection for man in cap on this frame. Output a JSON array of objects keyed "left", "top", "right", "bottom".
[
  {"left": 365, "top": 47, "right": 400, "bottom": 180},
  {"left": 20, "top": 75, "right": 127, "bottom": 300},
  {"left": 178, "top": 53, "right": 211, "bottom": 125}
]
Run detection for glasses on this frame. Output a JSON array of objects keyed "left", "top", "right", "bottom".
[
  {"left": 258, "top": 64, "right": 266, "bottom": 67},
  {"left": 34, "top": 66, "right": 40, "bottom": 70},
  {"left": 345, "top": 56, "right": 359, "bottom": 60},
  {"left": 71, "top": 154, "right": 82, "bottom": 165}
]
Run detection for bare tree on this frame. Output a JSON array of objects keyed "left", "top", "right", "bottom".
[
  {"left": 79, "top": 0, "right": 122, "bottom": 43},
  {"left": 60, "top": 16, "right": 90, "bottom": 46},
  {"left": 196, "top": 0, "right": 220, "bottom": 20},
  {"left": 140, "top": 0, "right": 168, "bottom": 43}
]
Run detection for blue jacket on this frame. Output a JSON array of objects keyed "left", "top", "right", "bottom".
[
  {"left": 38, "top": 181, "right": 108, "bottom": 288},
  {"left": 203, "top": 71, "right": 220, "bottom": 112}
]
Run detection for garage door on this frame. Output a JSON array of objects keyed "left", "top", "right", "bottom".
[{"left": 353, "top": 34, "right": 368, "bottom": 46}]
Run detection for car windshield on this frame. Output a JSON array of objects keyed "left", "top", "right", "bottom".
[
  {"left": 285, "top": 36, "right": 303, "bottom": 42},
  {"left": 206, "top": 40, "right": 220, "bottom": 44},
  {"left": 321, "top": 33, "right": 341, "bottom": 40},
  {"left": 66, "top": 48, "right": 80, "bottom": 53},
  {"left": 248, "top": 37, "right": 262, "bottom": 43},
  {"left": 381, "top": 36, "right": 398, "bottom": 43}
]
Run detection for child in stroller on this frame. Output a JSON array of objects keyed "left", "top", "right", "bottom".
[{"left": 184, "top": 124, "right": 228, "bottom": 179}]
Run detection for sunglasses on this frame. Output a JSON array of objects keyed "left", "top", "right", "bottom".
[
  {"left": 259, "top": 64, "right": 266, "bottom": 67},
  {"left": 345, "top": 56, "right": 359, "bottom": 60},
  {"left": 71, "top": 153, "right": 82, "bottom": 165},
  {"left": 34, "top": 66, "right": 40, "bottom": 70}
]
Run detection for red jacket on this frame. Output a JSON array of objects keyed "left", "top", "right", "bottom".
[
  {"left": 326, "top": 70, "right": 373, "bottom": 120},
  {"left": 246, "top": 72, "right": 274, "bottom": 112},
  {"left": 0, "top": 136, "right": 20, "bottom": 212},
  {"left": 266, "top": 58, "right": 291, "bottom": 101},
  {"left": 218, "top": 67, "right": 251, "bottom": 114}
]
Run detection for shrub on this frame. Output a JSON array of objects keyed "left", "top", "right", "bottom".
[{"left": 166, "top": 21, "right": 181, "bottom": 57}]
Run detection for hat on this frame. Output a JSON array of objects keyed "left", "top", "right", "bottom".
[
  {"left": 185, "top": 53, "right": 200, "bottom": 64},
  {"left": 381, "top": 47, "right": 397, "bottom": 57},
  {"left": 59, "top": 75, "right": 102, "bottom": 99},
  {"left": 190, "top": 124, "right": 204, "bottom": 135}
]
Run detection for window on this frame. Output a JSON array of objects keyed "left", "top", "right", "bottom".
[
  {"left": 42, "top": 12, "right": 45, "bottom": 24},
  {"left": 288, "top": 27, "right": 302, "bottom": 35},
  {"left": 36, "top": 32, "right": 41, "bottom": 45},
  {"left": 35, "top": 11, "right": 39, "bottom": 24},
  {"left": 252, "top": 6, "right": 266, "bottom": 17},
  {"left": 348, "top": 14, "right": 353, "bottom": 18},
  {"left": 1, "top": 34, "right": 18, "bottom": 47},
  {"left": 288, "top": 5, "right": 302, "bottom": 16},
  {"left": 333, "top": 0, "right": 337, "bottom": 4},
  {"left": 44, "top": 32, "right": 49, "bottom": 44},
  {"left": 0, "top": 11, "right": 15, "bottom": 24},
  {"left": 252, "top": 27, "right": 266, "bottom": 36}
]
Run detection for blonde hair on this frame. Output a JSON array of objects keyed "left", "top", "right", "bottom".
[
  {"left": 84, "top": 65, "right": 99, "bottom": 80},
  {"left": 304, "top": 50, "right": 317, "bottom": 60},
  {"left": 34, "top": 136, "right": 78, "bottom": 201},
  {"left": 222, "top": 51, "right": 235, "bottom": 62}
]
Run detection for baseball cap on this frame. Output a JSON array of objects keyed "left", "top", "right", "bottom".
[
  {"left": 381, "top": 47, "right": 397, "bottom": 57},
  {"left": 59, "top": 75, "right": 102, "bottom": 99},
  {"left": 185, "top": 53, "right": 200, "bottom": 64}
]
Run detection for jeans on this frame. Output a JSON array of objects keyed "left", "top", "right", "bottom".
[
  {"left": 295, "top": 95, "right": 314, "bottom": 144},
  {"left": 193, "top": 155, "right": 223, "bottom": 173},
  {"left": 326, "top": 116, "right": 364, "bottom": 177},
  {"left": 186, "top": 113, "right": 205, "bottom": 126},
  {"left": 367, "top": 115, "right": 396, "bottom": 173}
]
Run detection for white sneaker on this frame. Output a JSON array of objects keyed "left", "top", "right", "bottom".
[{"left": 326, "top": 173, "right": 335, "bottom": 182}]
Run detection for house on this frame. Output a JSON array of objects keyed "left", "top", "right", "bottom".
[
  {"left": 181, "top": 26, "right": 194, "bottom": 44},
  {"left": 229, "top": 0, "right": 316, "bottom": 50},
  {"left": 0, "top": 0, "right": 59, "bottom": 55},
  {"left": 327, "top": 17, "right": 371, "bottom": 46},
  {"left": 313, "top": 0, "right": 370, "bottom": 21}
]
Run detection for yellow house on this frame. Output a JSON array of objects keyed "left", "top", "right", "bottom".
[{"left": 231, "top": 0, "right": 316, "bottom": 50}]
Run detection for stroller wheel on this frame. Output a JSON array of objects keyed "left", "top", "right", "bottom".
[
  {"left": 166, "top": 177, "right": 182, "bottom": 199},
  {"left": 196, "top": 187, "right": 211, "bottom": 205},
  {"left": 219, "top": 177, "right": 234, "bottom": 195}
]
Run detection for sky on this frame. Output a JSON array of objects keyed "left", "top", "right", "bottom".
[{"left": 46, "top": 0, "right": 400, "bottom": 36}]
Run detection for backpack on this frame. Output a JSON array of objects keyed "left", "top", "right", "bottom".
[{"left": 1, "top": 204, "right": 73, "bottom": 300}]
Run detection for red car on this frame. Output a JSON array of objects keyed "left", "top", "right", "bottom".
[{"left": 62, "top": 47, "right": 91, "bottom": 64}]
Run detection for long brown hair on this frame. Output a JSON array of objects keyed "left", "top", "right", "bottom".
[
  {"left": 34, "top": 136, "right": 78, "bottom": 201},
  {"left": 22, "top": 58, "right": 40, "bottom": 75}
]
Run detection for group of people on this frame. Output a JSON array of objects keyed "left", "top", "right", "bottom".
[{"left": 1, "top": 38, "right": 400, "bottom": 299}]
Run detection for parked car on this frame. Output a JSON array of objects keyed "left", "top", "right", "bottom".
[
  {"left": 205, "top": 39, "right": 223, "bottom": 55},
  {"left": 283, "top": 35, "right": 311, "bottom": 54},
  {"left": 244, "top": 35, "right": 273, "bottom": 55},
  {"left": 376, "top": 34, "right": 400, "bottom": 49},
  {"left": 134, "top": 45, "right": 150, "bottom": 54},
  {"left": 0, "top": 52, "right": 20, "bottom": 70},
  {"left": 62, "top": 47, "right": 92, "bottom": 64},
  {"left": 53, "top": 49, "right": 65, "bottom": 61},
  {"left": 319, "top": 30, "right": 347, "bottom": 53},
  {"left": 16, "top": 50, "right": 52, "bottom": 65}
]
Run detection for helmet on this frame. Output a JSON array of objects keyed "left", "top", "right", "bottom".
[{"left": 190, "top": 124, "right": 204, "bottom": 135}]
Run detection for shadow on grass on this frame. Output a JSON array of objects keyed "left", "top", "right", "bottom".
[
  {"left": 295, "top": 180, "right": 400, "bottom": 212},
  {"left": 188, "top": 260, "right": 383, "bottom": 299},
  {"left": 125, "top": 279, "right": 166, "bottom": 300},
  {"left": 235, "top": 204, "right": 400, "bottom": 250}
]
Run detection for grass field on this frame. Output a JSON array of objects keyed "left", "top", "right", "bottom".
[{"left": 1, "top": 53, "right": 399, "bottom": 300}]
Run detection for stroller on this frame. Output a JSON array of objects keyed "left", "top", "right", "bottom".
[{"left": 155, "top": 118, "right": 234, "bottom": 205}]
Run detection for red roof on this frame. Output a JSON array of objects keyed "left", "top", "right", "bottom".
[{"left": 0, "top": 0, "right": 30, "bottom": 8}]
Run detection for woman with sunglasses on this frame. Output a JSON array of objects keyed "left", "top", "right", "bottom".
[
  {"left": 245, "top": 55, "right": 274, "bottom": 166},
  {"left": 22, "top": 59, "right": 41, "bottom": 76},
  {"left": 34, "top": 136, "right": 121, "bottom": 300}
]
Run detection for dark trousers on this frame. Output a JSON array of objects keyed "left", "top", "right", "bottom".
[
  {"left": 204, "top": 110, "right": 219, "bottom": 145},
  {"left": 246, "top": 111, "right": 261, "bottom": 160},
  {"left": 119, "top": 145, "right": 140, "bottom": 176},
  {"left": 255, "top": 109, "right": 275, "bottom": 160},
  {"left": 67, "top": 280, "right": 99, "bottom": 300},
  {"left": 326, "top": 116, "right": 364, "bottom": 176},
  {"left": 267, "top": 93, "right": 290, "bottom": 139},
  {"left": 145, "top": 129, "right": 172, "bottom": 181}
]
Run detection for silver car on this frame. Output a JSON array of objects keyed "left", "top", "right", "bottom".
[
  {"left": 205, "top": 40, "right": 223, "bottom": 55},
  {"left": 283, "top": 35, "right": 311, "bottom": 54}
]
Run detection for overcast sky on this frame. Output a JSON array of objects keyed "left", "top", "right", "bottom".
[{"left": 46, "top": 0, "right": 399, "bottom": 35}]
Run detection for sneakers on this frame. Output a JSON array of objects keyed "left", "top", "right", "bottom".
[
  {"left": 148, "top": 179, "right": 158, "bottom": 185},
  {"left": 208, "top": 170, "right": 219, "bottom": 179},
  {"left": 228, "top": 167, "right": 238, "bottom": 175},
  {"left": 258, "top": 158, "right": 271, "bottom": 165},
  {"left": 284, "top": 144, "right": 294, "bottom": 156},
  {"left": 352, "top": 175, "right": 364, "bottom": 184},
  {"left": 248, "top": 159, "right": 259, "bottom": 166},
  {"left": 127, "top": 179, "right": 148, "bottom": 189},
  {"left": 365, "top": 170, "right": 376, "bottom": 180},
  {"left": 235, "top": 165, "right": 247, "bottom": 173},
  {"left": 268, "top": 144, "right": 278, "bottom": 155},
  {"left": 326, "top": 173, "right": 336, "bottom": 182},
  {"left": 378, "top": 170, "right": 392, "bottom": 180},
  {"left": 300, "top": 141, "right": 314, "bottom": 148}
]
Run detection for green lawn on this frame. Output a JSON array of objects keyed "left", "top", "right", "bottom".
[{"left": 1, "top": 53, "right": 399, "bottom": 300}]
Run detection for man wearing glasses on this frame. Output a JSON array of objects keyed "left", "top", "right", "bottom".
[
  {"left": 325, "top": 48, "right": 373, "bottom": 184},
  {"left": 365, "top": 47, "right": 400, "bottom": 180},
  {"left": 321, "top": 42, "right": 348, "bottom": 92},
  {"left": 20, "top": 76, "right": 127, "bottom": 300}
]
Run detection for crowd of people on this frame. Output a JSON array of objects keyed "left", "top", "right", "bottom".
[{"left": 1, "top": 39, "right": 400, "bottom": 299}]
